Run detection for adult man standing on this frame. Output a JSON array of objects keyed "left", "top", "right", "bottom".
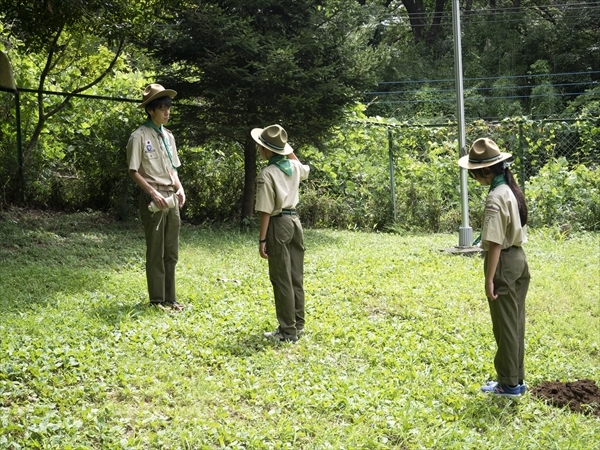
[{"left": 127, "top": 84, "right": 186, "bottom": 311}]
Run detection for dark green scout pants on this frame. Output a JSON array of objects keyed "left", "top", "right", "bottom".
[
  {"left": 139, "top": 189, "right": 180, "bottom": 304},
  {"left": 484, "top": 246, "right": 530, "bottom": 386},
  {"left": 266, "top": 214, "right": 305, "bottom": 338}
]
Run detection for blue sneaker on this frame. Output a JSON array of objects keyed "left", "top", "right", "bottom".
[
  {"left": 481, "top": 381, "right": 527, "bottom": 394},
  {"left": 481, "top": 381, "right": 525, "bottom": 398}
]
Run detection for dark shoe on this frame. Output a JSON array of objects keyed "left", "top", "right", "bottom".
[
  {"left": 164, "top": 301, "right": 184, "bottom": 312},
  {"left": 264, "top": 327, "right": 298, "bottom": 343},
  {"left": 152, "top": 301, "right": 184, "bottom": 312}
]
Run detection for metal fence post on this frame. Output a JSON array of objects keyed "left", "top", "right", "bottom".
[
  {"left": 388, "top": 128, "right": 397, "bottom": 222},
  {"left": 518, "top": 122, "right": 525, "bottom": 193},
  {"left": 452, "top": 0, "right": 473, "bottom": 247}
]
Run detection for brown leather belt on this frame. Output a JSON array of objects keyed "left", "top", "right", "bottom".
[{"left": 149, "top": 183, "right": 176, "bottom": 193}]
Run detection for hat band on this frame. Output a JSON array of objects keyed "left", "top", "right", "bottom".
[
  {"left": 469, "top": 154, "right": 502, "bottom": 164},
  {"left": 259, "top": 135, "right": 285, "bottom": 151}
]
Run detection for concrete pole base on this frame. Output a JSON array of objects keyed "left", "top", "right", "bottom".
[{"left": 458, "top": 226, "right": 473, "bottom": 248}]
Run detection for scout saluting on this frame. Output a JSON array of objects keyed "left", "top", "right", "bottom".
[
  {"left": 459, "top": 138, "right": 531, "bottom": 398},
  {"left": 252, "top": 124, "right": 310, "bottom": 343}
]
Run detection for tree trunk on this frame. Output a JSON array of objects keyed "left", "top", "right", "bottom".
[
  {"left": 425, "top": 0, "right": 448, "bottom": 45},
  {"left": 241, "top": 135, "right": 257, "bottom": 221},
  {"left": 402, "top": 0, "right": 427, "bottom": 43}
]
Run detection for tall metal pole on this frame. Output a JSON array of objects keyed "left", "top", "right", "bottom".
[
  {"left": 15, "top": 91, "right": 23, "bottom": 202},
  {"left": 452, "top": 0, "right": 473, "bottom": 247}
]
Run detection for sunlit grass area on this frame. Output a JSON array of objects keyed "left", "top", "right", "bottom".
[{"left": 1, "top": 209, "right": 598, "bottom": 449}]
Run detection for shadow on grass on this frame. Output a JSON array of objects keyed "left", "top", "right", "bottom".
[
  {"left": 90, "top": 300, "right": 159, "bottom": 323},
  {"left": 0, "top": 208, "right": 345, "bottom": 314},
  {"left": 0, "top": 209, "right": 144, "bottom": 311},
  {"left": 196, "top": 338, "right": 303, "bottom": 370}
]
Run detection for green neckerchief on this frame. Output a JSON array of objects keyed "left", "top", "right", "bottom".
[
  {"left": 268, "top": 154, "right": 293, "bottom": 176},
  {"left": 472, "top": 174, "right": 507, "bottom": 246},
  {"left": 143, "top": 120, "right": 177, "bottom": 171}
]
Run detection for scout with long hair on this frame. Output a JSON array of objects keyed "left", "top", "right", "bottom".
[{"left": 459, "top": 138, "right": 531, "bottom": 398}]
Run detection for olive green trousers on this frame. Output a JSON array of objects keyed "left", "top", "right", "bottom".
[
  {"left": 266, "top": 215, "right": 305, "bottom": 338},
  {"left": 139, "top": 190, "right": 180, "bottom": 304},
  {"left": 484, "top": 246, "right": 530, "bottom": 386}
]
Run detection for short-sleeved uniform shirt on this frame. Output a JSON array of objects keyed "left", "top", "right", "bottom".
[
  {"left": 127, "top": 125, "right": 181, "bottom": 186},
  {"left": 255, "top": 159, "right": 310, "bottom": 215},
  {"left": 481, "top": 184, "right": 527, "bottom": 250}
]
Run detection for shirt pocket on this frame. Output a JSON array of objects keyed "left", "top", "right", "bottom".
[{"left": 142, "top": 151, "right": 163, "bottom": 176}]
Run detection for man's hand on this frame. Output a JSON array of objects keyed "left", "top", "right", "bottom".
[
  {"left": 151, "top": 190, "right": 169, "bottom": 210},
  {"left": 176, "top": 187, "right": 186, "bottom": 208}
]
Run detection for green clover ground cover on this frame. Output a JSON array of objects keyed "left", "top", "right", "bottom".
[{"left": 0, "top": 210, "right": 598, "bottom": 449}]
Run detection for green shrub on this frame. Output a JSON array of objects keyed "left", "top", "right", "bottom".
[
  {"left": 526, "top": 158, "right": 600, "bottom": 231},
  {"left": 299, "top": 119, "right": 392, "bottom": 230},
  {"left": 178, "top": 143, "right": 245, "bottom": 224}
]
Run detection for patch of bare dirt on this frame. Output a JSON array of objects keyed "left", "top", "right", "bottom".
[{"left": 531, "top": 379, "right": 600, "bottom": 417}]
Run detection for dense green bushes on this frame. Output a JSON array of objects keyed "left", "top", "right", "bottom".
[
  {"left": 527, "top": 159, "right": 600, "bottom": 232},
  {"left": 296, "top": 114, "right": 599, "bottom": 233},
  {"left": 178, "top": 143, "right": 245, "bottom": 224},
  {"left": 298, "top": 120, "right": 479, "bottom": 233},
  {"left": 1, "top": 98, "right": 598, "bottom": 232}
]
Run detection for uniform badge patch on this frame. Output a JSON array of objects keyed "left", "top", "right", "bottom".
[
  {"left": 145, "top": 140, "right": 154, "bottom": 152},
  {"left": 256, "top": 179, "right": 264, "bottom": 192}
]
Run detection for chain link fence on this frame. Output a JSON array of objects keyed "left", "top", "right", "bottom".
[
  {"left": 463, "top": 118, "right": 599, "bottom": 190},
  {"left": 387, "top": 117, "right": 599, "bottom": 192},
  {"left": 308, "top": 117, "right": 600, "bottom": 232}
]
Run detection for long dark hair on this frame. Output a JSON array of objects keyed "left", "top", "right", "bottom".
[{"left": 470, "top": 163, "right": 528, "bottom": 226}]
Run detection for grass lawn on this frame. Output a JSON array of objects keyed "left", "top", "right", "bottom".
[{"left": 0, "top": 209, "right": 598, "bottom": 449}]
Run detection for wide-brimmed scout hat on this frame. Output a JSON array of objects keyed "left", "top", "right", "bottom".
[
  {"left": 251, "top": 124, "right": 293, "bottom": 155},
  {"left": 458, "top": 138, "right": 512, "bottom": 169},
  {"left": 139, "top": 83, "right": 177, "bottom": 108}
]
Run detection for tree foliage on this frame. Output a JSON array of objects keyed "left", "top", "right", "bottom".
[
  {"left": 365, "top": 0, "right": 600, "bottom": 120},
  {"left": 0, "top": 0, "right": 136, "bottom": 51},
  {"left": 0, "top": 22, "right": 147, "bottom": 209},
  {"left": 0, "top": 0, "right": 598, "bottom": 228},
  {"left": 146, "top": 0, "right": 384, "bottom": 218},
  {"left": 0, "top": 1, "right": 146, "bottom": 201}
]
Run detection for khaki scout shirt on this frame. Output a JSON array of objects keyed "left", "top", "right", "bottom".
[
  {"left": 255, "top": 159, "right": 310, "bottom": 215},
  {"left": 481, "top": 184, "right": 527, "bottom": 250},
  {"left": 127, "top": 125, "right": 181, "bottom": 186}
]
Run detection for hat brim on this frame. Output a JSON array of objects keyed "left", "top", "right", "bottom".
[
  {"left": 139, "top": 89, "right": 177, "bottom": 108},
  {"left": 251, "top": 128, "right": 293, "bottom": 155},
  {"left": 458, "top": 152, "right": 512, "bottom": 169}
]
